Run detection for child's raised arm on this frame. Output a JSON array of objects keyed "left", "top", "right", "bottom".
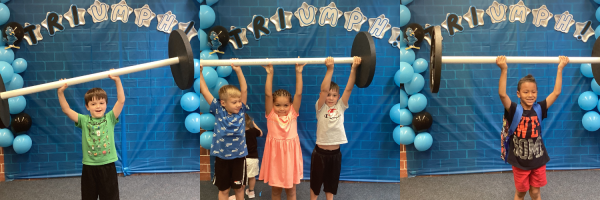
[
  {"left": 57, "top": 80, "right": 79, "bottom": 123},
  {"left": 253, "top": 121, "right": 263, "bottom": 137},
  {"left": 230, "top": 58, "right": 248, "bottom": 104},
  {"left": 263, "top": 62, "right": 274, "bottom": 116},
  {"left": 198, "top": 61, "right": 214, "bottom": 105},
  {"left": 546, "top": 56, "right": 568, "bottom": 108},
  {"left": 293, "top": 59, "right": 306, "bottom": 114},
  {"left": 341, "top": 56, "right": 361, "bottom": 106},
  {"left": 108, "top": 69, "right": 125, "bottom": 119},
  {"left": 318, "top": 57, "right": 334, "bottom": 109},
  {"left": 497, "top": 56, "right": 511, "bottom": 111}
]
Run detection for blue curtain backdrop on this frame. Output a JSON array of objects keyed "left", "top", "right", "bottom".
[
  {"left": 3, "top": 0, "right": 202, "bottom": 180},
  {"left": 208, "top": 0, "right": 400, "bottom": 182},
  {"left": 404, "top": 0, "right": 600, "bottom": 176}
]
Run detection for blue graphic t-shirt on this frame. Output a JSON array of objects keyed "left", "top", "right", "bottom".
[{"left": 209, "top": 98, "right": 249, "bottom": 160}]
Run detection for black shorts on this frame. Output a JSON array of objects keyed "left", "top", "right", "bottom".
[
  {"left": 81, "top": 162, "right": 120, "bottom": 200},
  {"left": 310, "top": 145, "right": 342, "bottom": 195},
  {"left": 213, "top": 157, "right": 248, "bottom": 191}
]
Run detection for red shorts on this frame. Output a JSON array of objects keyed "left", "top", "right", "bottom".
[{"left": 512, "top": 165, "right": 547, "bottom": 192}]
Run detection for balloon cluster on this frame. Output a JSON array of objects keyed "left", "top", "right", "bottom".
[
  {"left": 578, "top": 63, "right": 600, "bottom": 131},
  {"left": 596, "top": 0, "right": 600, "bottom": 39}
]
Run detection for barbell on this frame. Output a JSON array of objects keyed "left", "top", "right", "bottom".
[
  {"left": 200, "top": 31, "right": 376, "bottom": 89},
  {"left": 0, "top": 29, "right": 195, "bottom": 128},
  {"left": 427, "top": 26, "right": 600, "bottom": 93}
]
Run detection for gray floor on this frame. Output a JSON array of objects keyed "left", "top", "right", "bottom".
[
  {"left": 400, "top": 170, "right": 600, "bottom": 200},
  {"left": 201, "top": 180, "right": 400, "bottom": 200},
  {"left": 0, "top": 173, "right": 200, "bottom": 200}
]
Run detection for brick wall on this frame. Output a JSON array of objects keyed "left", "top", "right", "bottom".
[
  {"left": 400, "top": 145, "right": 407, "bottom": 178},
  {"left": 200, "top": 129, "right": 211, "bottom": 181}
]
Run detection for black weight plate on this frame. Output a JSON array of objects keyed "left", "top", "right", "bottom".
[
  {"left": 430, "top": 26, "right": 442, "bottom": 93},
  {"left": 0, "top": 76, "right": 9, "bottom": 129},
  {"left": 592, "top": 37, "right": 600, "bottom": 85},
  {"left": 169, "top": 29, "right": 195, "bottom": 90},
  {"left": 351, "top": 31, "right": 376, "bottom": 88}
]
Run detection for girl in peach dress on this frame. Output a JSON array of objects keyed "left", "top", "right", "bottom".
[{"left": 259, "top": 61, "right": 305, "bottom": 200}]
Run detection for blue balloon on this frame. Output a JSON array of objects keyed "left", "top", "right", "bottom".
[
  {"left": 199, "top": 95, "right": 209, "bottom": 113},
  {"left": 399, "top": 108, "right": 412, "bottom": 126},
  {"left": 12, "top": 58, "right": 27, "bottom": 73},
  {"left": 197, "top": 0, "right": 204, "bottom": 3},
  {"left": 582, "top": 111, "right": 600, "bottom": 131},
  {"left": 210, "top": 85, "right": 220, "bottom": 98},
  {"left": 194, "top": 59, "right": 201, "bottom": 79},
  {"left": 206, "top": 0, "right": 219, "bottom": 6},
  {"left": 217, "top": 65, "right": 232, "bottom": 77},
  {"left": 200, "top": 113, "right": 216, "bottom": 131},
  {"left": 593, "top": 79, "right": 600, "bottom": 95},
  {"left": 0, "top": 48, "right": 14, "bottom": 63},
  {"left": 214, "top": 78, "right": 229, "bottom": 91},
  {"left": 401, "top": 0, "right": 413, "bottom": 5},
  {"left": 398, "top": 126, "right": 416, "bottom": 145},
  {"left": 0, "top": 3, "right": 9, "bottom": 26},
  {"left": 597, "top": 7, "right": 600, "bottom": 22},
  {"left": 405, "top": 73, "right": 425, "bottom": 95},
  {"left": 389, "top": 103, "right": 401, "bottom": 124},
  {"left": 200, "top": 131, "right": 213, "bottom": 149},
  {"left": 8, "top": 96, "right": 26, "bottom": 114},
  {"left": 199, "top": 29, "right": 210, "bottom": 51},
  {"left": 199, "top": 5, "right": 216, "bottom": 29},
  {"left": 0, "top": 61, "right": 13, "bottom": 83},
  {"left": 200, "top": 51, "right": 218, "bottom": 69},
  {"left": 185, "top": 113, "right": 201, "bottom": 133},
  {"left": 400, "top": 89, "right": 408, "bottom": 108},
  {"left": 408, "top": 93, "right": 427, "bottom": 113},
  {"left": 414, "top": 132, "right": 433, "bottom": 151},
  {"left": 578, "top": 91, "right": 598, "bottom": 111},
  {"left": 400, "top": 48, "right": 415, "bottom": 65},
  {"left": 181, "top": 92, "right": 200, "bottom": 112},
  {"left": 194, "top": 78, "right": 201, "bottom": 95},
  {"left": 581, "top": 63, "right": 593, "bottom": 78},
  {"left": 13, "top": 134, "right": 32, "bottom": 154},
  {"left": 413, "top": 58, "right": 428, "bottom": 73},
  {"left": 400, "top": 5, "right": 411, "bottom": 27},
  {"left": 596, "top": 26, "right": 600, "bottom": 39},
  {"left": 596, "top": 0, "right": 600, "bottom": 3},
  {"left": 0, "top": 128, "right": 13, "bottom": 147},
  {"left": 6, "top": 73, "right": 23, "bottom": 91},
  {"left": 398, "top": 62, "right": 414, "bottom": 84},
  {"left": 202, "top": 67, "right": 218, "bottom": 88},
  {"left": 396, "top": 29, "right": 406, "bottom": 47}
]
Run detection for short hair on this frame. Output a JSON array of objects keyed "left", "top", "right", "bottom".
[
  {"left": 85, "top": 88, "right": 107, "bottom": 105},
  {"left": 245, "top": 114, "right": 254, "bottom": 129},
  {"left": 218, "top": 85, "right": 241, "bottom": 100},
  {"left": 517, "top": 74, "right": 537, "bottom": 91},
  {"left": 329, "top": 82, "right": 340, "bottom": 93},
  {"left": 273, "top": 89, "right": 292, "bottom": 103}
]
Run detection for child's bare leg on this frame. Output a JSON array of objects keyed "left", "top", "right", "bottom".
[
  {"left": 285, "top": 185, "right": 297, "bottom": 200},
  {"left": 326, "top": 192, "right": 334, "bottom": 200},
  {"left": 272, "top": 186, "right": 283, "bottom": 200},
  {"left": 219, "top": 188, "right": 230, "bottom": 200},
  {"left": 233, "top": 188, "right": 244, "bottom": 200},
  {"left": 529, "top": 187, "right": 541, "bottom": 200},
  {"left": 514, "top": 190, "right": 526, "bottom": 200},
  {"left": 310, "top": 189, "right": 318, "bottom": 200},
  {"left": 248, "top": 177, "right": 256, "bottom": 191}
]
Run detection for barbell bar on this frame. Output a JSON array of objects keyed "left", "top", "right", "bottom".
[
  {"left": 0, "top": 29, "right": 195, "bottom": 128},
  {"left": 200, "top": 31, "right": 377, "bottom": 89},
  {"left": 427, "top": 26, "right": 600, "bottom": 93}
]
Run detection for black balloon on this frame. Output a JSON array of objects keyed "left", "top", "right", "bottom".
[
  {"left": 403, "top": 23, "right": 424, "bottom": 49},
  {"left": 3, "top": 22, "right": 25, "bottom": 49},
  {"left": 412, "top": 111, "right": 432, "bottom": 133},
  {"left": 11, "top": 113, "right": 32, "bottom": 135},
  {"left": 207, "top": 26, "right": 230, "bottom": 53}
]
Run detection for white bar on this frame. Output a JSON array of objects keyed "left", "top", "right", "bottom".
[
  {"left": 1, "top": 57, "right": 179, "bottom": 99},
  {"left": 442, "top": 56, "right": 600, "bottom": 64},
  {"left": 199, "top": 57, "right": 354, "bottom": 66}
]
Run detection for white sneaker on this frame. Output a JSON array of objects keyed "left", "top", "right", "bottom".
[
  {"left": 229, "top": 195, "right": 236, "bottom": 200},
  {"left": 246, "top": 189, "right": 255, "bottom": 199}
]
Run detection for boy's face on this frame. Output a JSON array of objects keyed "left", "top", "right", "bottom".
[
  {"left": 325, "top": 89, "right": 340, "bottom": 107},
  {"left": 517, "top": 82, "right": 538, "bottom": 107},
  {"left": 221, "top": 97, "right": 242, "bottom": 115},
  {"left": 274, "top": 96, "right": 291, "bottom": 117},
  {"left": 86, "top": 97, "right": 107, "bottom": 118}
]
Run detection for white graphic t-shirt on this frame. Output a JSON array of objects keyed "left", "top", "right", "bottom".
[{"left": 315, "top": 100, "right": 348, "bottom": 145}]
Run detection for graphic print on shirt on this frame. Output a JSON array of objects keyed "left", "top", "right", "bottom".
[
  {"left": 512, "top": 115, "right": 544, "bottom": 160},
  {"left": 325, "top": 108, "right": 340, "bottom": 122},
  {"left": 85, "top": 118, "right": 110, "bottom": 157}
]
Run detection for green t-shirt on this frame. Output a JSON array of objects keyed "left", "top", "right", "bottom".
[{"left": 75, "top": 110, "right": 119, "bottom": 166}]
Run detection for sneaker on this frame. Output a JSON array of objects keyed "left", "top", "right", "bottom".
[
  {"left": 247, "top": 190, "right": 255, "bottom": 199},
  {"left": 229, "top": 195, "right": 236, "bottom": 200}
]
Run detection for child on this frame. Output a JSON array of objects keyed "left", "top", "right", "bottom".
[
  {"left": 57, "top": 70, "right": 125, "bottom": 200},
  {"left": 497, "top": 55, "right": 568, "bottom": 200},
  {"left": 310, "top": 56, "right": 361, "bottom": 200},
  {"left": 199, "top": 59, "right": 249, "bottom": 200},
  {"left": 259, "top": 60, "right": 306, "bottom": 200},
  {"left": 229, "top": 115, "right": 263, "bottom": 200}
]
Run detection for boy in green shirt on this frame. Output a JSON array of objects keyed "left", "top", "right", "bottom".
[{"left": 57, "top": 71, "right": 125, "bottom": 200}]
